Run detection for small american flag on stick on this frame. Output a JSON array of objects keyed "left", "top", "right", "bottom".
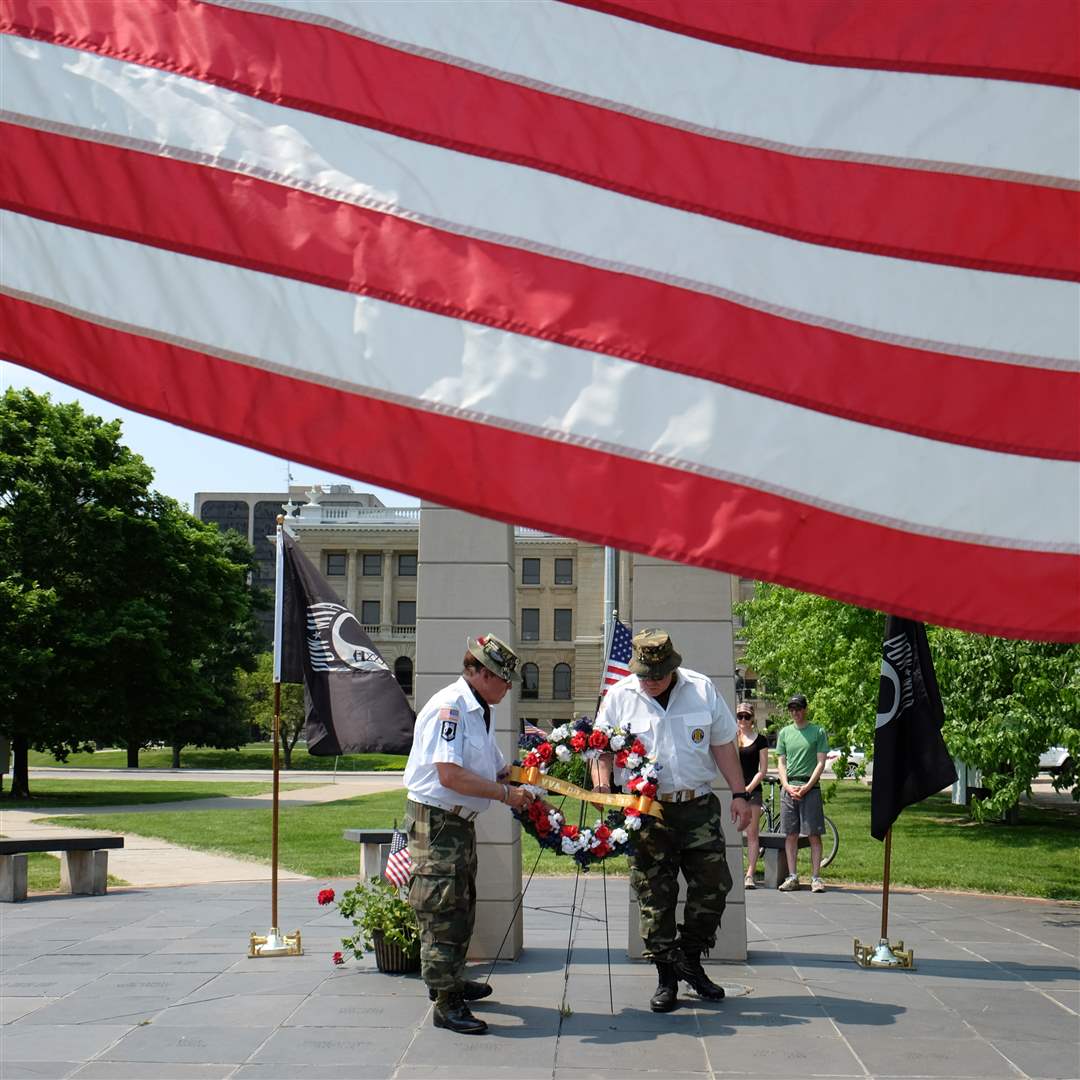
[
  {"left": 384, "top": 828, "right": 413, "bottom": 889},
  {"left": 602, "top": 620, "right": 633, "bottom": 696}
]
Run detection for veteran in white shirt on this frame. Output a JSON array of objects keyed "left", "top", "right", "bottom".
[
  {"left": 403, "top": 633, "right": 533, "bottom": 1036},
  {"left": 594, "top": 628, "right": 751, "bottom": 1014}
]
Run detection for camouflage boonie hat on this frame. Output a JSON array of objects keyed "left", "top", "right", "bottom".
[
  {"left": 629, "top": 628, "right": 682, "bottom": 679},
  {"left": 467, "top": 633, "right": 520, "bottom": 682}
]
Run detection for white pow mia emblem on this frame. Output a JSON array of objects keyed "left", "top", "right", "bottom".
[
  {"left": 305, "top": 603, "right": 390, "bottom": 673},
  {"left": 441, "top": 720, "right": 458, "bottom": 741}
]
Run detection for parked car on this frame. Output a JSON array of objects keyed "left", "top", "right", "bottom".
[
  {"left": 1038, "top": 747, "right": 1073, "bottom": 775},
  {"left": 826, "top": 746, "right": 871, "bottom": 778}
]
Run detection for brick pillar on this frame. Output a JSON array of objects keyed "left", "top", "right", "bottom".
[
  {"left": 416, "top": 503, "right": 522, "bottom": 961},
  {"left": 627, "top": 555, "right": 746, "bottom": 961}
]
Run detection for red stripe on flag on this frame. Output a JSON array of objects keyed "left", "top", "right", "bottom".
[
  {"left": 4, "top": 122, "right": 1076, "bottom": 462},
  {"left": 2, "top": 0, "right": 1075, "bottom": 282},
  {"left": 2, "top": 293, "right": 1077, "bottom": 642},
  {"left": 562, "top": 0, "right": 1080, "bottom": 90}
]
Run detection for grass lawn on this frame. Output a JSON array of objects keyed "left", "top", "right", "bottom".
[
  {"left": 44, "top": 785, "right": 1080, "bottom": 899},
  {"left": 1, "top": 779, "right": 317, "bottom": 809},
  {"left": 28, "top": 744, "right": 407, "bottom": 772}
]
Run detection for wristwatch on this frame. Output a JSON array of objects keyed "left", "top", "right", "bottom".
[{"left": 731, "top": 792, "right": 750, "bottom": 800}]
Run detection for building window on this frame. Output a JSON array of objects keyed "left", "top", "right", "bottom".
[
  {"left": 325, "top": 553, "right": 346, "bottom": 576},
  {"left": 554, "top": 557, "right": 573, "bottom": 585},
  {"left": 554, "top": 608, "right": 572, "bottom": 641},
  {"left": 397, "top": 600, "right": 416, "bottom": 627},
  {"left": 362, "top": 553, "right": 382, "bottom": 576},
  {"left": 361, "top": 600, "right": 381, "bottom": 627},
  {"left": 394, "top": 656, "right": 413, "bottom": 695},
  {"left": 521, "top": 608, "right": 540, "bottom": 641},
  {"left": 522, "top": 557, "right": 540, "bottom": 585},
  {"left": 520, "top": 663, "right": 539, "bottom": 700},
  {"left": 553, "top": 663, "right": 572, "bottom": 700},
  {"left": 398, "top": 553, "right": 417, "bottom": 577}
]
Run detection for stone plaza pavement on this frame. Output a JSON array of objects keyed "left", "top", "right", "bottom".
[{"left": 1, "top": 877, "right": 1077, "bottom": 1080}]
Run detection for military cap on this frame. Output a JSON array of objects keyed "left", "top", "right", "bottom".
[
  {"left": 629, "top": 627, "right": 682, "bottom": 679},
  {"left": 467, "top": 633, "right": 520, "bottom": 682}
]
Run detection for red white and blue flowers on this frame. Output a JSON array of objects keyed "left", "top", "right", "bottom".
[{"left": 514, "top": 716, "right": 660, "bottom": 869}]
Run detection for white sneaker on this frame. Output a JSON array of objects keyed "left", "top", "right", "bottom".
[
  {"left": 778, "top": 874, "right": 800, "bottom": 892},
  {"left": 811, "top": 877, "right": 826, "bottom": 893},
  {"left": 744, "top": 874, "right": 756, "bottom": 890}
]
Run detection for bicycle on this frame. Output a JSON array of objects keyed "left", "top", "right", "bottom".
[{"left": 756, "top": 776, "right": 839, "bottom": 869}]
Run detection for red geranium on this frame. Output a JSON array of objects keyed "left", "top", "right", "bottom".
[
  {"left": 537, "top": 742, "right": 554, "bottom": 762},
  {"left": 569, "top": 733, "right": 587, "bottom": 752},
  {"left": 522, "top": 751, "right": 540, "bottom": 768},
  {"left": 562, "top": 824, "right": 580, "bottom": 840},
  {"left": 317, "top": 888, "right": 335, "bottom": 906},
  {"left": 631, "top": 739, "right": 647, "bottom": 756},
  {"left": 594, "top": 824, "right": 611, "bottom": 842},
  {"left": 332, "top": 951, "right": 345, "bottom": 966},
  {"left": 587, "top": 730, "right": 608, "bottom": 750},
  {"left": 614, "top": 749, "right": 629, "bottom": 768}
]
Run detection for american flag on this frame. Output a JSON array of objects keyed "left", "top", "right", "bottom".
[
  {"left": 1, "top": 1, "right": 1077, "bottom": 642},
  {"left": 521, "top": 719, "right": 547, "bottom": 740},
  {"left": 602, "top": 620, "right": 633, "bottom": 695},
  {"left": 383, "top": 829, "right": 413, "bottom": 890}
]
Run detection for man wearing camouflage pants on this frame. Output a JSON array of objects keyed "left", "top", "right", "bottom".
[
  {"left": 403, "top": 634, "right": 534, "bottom": 1035},
  {"left": 594, "top": 629, "right": 752, "bottom": 1012}
]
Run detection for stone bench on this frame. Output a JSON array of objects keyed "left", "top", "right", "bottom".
[
  {"left": 0, "top": 837, "right": 124, "bottom": 902},
  {"left": 342, "top": 829, "right": 396, "bottom": 880},
  {"left": 756, "top": 832, "right": 810, "bottom": 889}
]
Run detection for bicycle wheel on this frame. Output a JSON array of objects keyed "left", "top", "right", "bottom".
[{"left": 819, "top": 815, "right": 839, "bottom": 869}]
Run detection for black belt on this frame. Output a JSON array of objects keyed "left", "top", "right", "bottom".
[{"left": 787, "top": 776, "right": 811, "bottom": 782}]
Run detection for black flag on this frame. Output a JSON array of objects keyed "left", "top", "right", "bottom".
[
  {"left": 871, "top": 616, "right": 956, "bottom": 841},
  {"left": 280, "top": 532, "right": 414, "bottom": 755}
]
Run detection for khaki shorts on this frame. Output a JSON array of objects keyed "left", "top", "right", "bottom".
[{"left": 780, "top": 784, "right": 825, "bottom": 836}]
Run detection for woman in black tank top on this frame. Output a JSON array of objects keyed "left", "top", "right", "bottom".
[{"left": 736, "top": 704, "right": 769, "bottom": 888}]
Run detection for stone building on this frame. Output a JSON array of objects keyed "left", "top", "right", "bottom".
[{"left": 194, "top": 485, "right": 631, "bottom": 728}]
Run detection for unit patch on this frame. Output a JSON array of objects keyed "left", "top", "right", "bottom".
[
  {"left": 690, "top": 727, "right": 706, "bottom": 744},
  {"left": 438, "top": 707, "right": 460, "bottom": 742}
]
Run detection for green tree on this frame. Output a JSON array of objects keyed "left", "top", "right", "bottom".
[
  {"left": 736, "top": 583, "right": 1080, "bottom": 817},
  {"left": 0, "top": 388, "right": 154, "bottom": 796},
  {"left": 235, "top": 651, "right": 307, "bottom": 768}
]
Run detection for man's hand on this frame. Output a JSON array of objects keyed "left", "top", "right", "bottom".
[
  {"left": 730, "top": 798, "right": 753, "bottom": 832},
  {"left": 785, "top": 784, "right": 803, "bottom": 800},
  {"left": 504, "top": 785, "right": 535, "bottom": 811}
]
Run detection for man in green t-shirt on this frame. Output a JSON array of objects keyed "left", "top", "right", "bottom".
[{"left": 776, "top": 694, "right": 829, "bottom": 893}]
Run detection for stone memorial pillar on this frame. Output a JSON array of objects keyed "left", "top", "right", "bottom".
[
  {"left": 627, "top": 555, "right": 747, "bottom": 961},
  {"left": 415, "top": 503, "right": 523, "bottom": 961}
]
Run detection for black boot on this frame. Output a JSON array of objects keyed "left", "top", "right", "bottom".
[
  {"left": 429, "top": 979, "right": 493, "bottom": 1003},
  {"left": 649, "top": 961, "right": 680, "bottom": 1012},
  {"left": 676, "top": 953, "right": 725, "bottom": 1000},
  {"left": 433, "top": 991, "right": 489, "bottom": 1035}
]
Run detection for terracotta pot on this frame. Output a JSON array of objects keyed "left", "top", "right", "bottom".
[{"left": 372, "top": 930, "right": 420, "bottom": 974}]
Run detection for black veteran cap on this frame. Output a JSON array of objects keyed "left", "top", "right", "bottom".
[
  {"left": 629, "top": 628, "right": 682, "bottom": 679},
  {"left": 468, "top": 633, "right": 520, "bottom": 682},
  {"left": 787, "top": 693, "right": 808, "bottom": 709}
]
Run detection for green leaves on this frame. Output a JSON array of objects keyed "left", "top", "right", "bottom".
[{"left": 333, "top": 877, "right": 419, "bottom": 957}]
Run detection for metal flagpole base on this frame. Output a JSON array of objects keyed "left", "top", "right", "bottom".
[
  {"left": 854, "top": 937, "right": 914, "bottom": 969},
  {"left": 249, "top": 927, "right": 303, "bottom": 958}
]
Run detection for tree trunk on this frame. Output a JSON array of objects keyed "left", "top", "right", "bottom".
[
  {"left": 126, "top": 744, "right": 140, "bottom": 769},
  {"left": 1001, "top": 802, "right": 1021, "bottom": 826},
  {"left": 282, "top": 741, "right": 292, "bottom": 769},
  {"left": 10, "top": 735, "right": 31, "bottom": 799},
  {"left": 171, "top": 744, "right": 182, "bottom": 769}
]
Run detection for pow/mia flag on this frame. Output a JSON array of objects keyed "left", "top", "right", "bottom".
[
  {"left": 280, "top": 533, "right": 414, "bottom": 755},
  {"left": 871, "top": 616, "right": 956, "bottom": 841}
]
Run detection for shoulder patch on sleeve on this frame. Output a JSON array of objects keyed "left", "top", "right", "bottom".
[{"left": 439, "top": 706, "right": 460, "bottom": 742}]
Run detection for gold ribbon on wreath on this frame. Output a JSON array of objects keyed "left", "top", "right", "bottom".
[{"left": 509, "top": 764, "right": 664, "bottom": 820}]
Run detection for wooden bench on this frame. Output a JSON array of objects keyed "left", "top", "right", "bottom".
[
  {"left": 342, "top": 829, "right": 396, "bottom": 880},
  {"left": 0, "top": 837, "right": 124, "bottom": 902},
  {"left": 756, "top": 832, "right": 810, "bottom": 889}
]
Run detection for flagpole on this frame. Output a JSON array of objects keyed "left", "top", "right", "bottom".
[
  {"left": 249, "top": 515, "right": 302, "bottom": 957},
  {"left": 880, "top": 829, "right": 893, "bottom": 941}
]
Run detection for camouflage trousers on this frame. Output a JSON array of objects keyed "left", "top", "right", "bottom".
[
  {"left": 630, "top": 793, "right": 733, "bottom": 963},
  {"left": 405, "top": 800, "right": 477, "bottom": 994}
]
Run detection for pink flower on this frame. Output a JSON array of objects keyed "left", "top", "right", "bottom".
[
  {"left": 317, "top": 888, "right": 336, "bottom": 906},
  {"left": 332, "top": 951, "right": 345, "bottom": 966}
]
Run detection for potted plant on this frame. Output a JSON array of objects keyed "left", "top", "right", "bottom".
[{"left": 318, "top": 879, "right": 420, "bottom": 974}]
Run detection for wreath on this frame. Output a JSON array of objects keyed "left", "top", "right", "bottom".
[{"left": 510, "top": 716, "right": 662, "bottom": 870}]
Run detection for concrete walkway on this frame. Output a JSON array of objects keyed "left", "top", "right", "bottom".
[
  {"left": 1, "top": 878, "right": 1076, "bottom": 1079},
  {"left": 1, "top": 775, "right": 406, "bottom": 888}
]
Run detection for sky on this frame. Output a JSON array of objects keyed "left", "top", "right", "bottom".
[{"left": 1, "top": 362, "right": 418, "bottom": 510}]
